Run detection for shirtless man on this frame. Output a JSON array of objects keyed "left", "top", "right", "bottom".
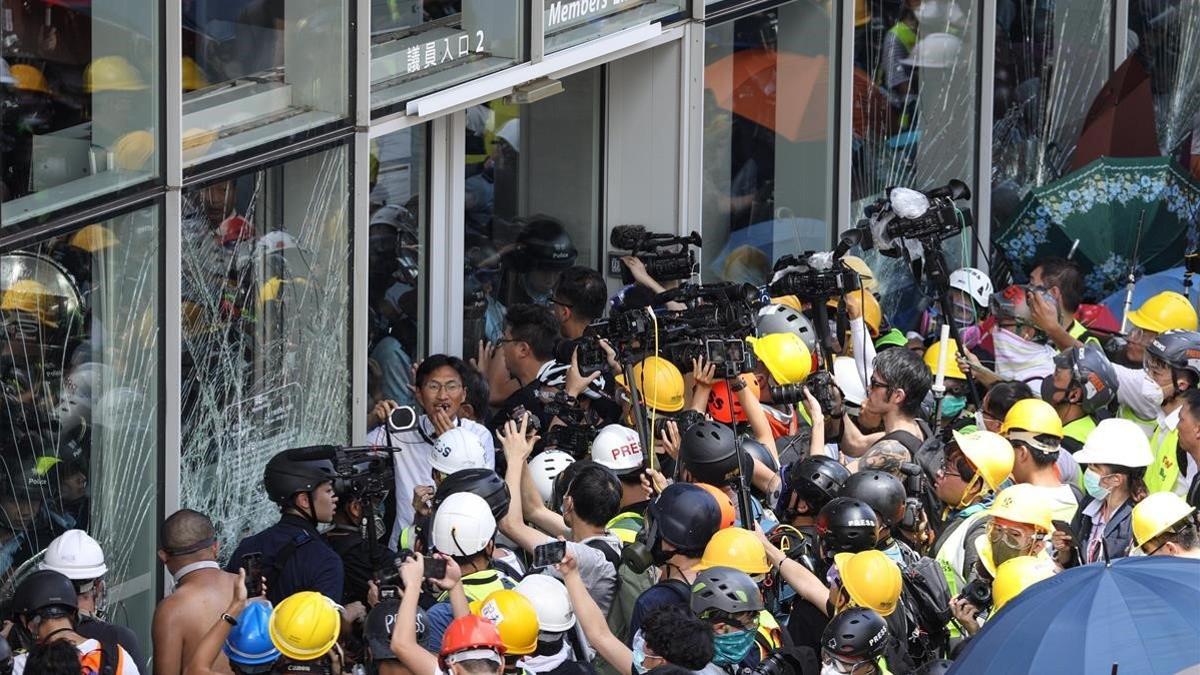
[{"left": 152, "top": 510, "right": 239, "bottom": 675}]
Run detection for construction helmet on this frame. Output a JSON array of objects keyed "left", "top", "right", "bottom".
[
  {"left": 787, "top": 455, "right": 850, "bottom": 512},
  {"left": 590, "top": 424, "right": 643, "bottom": 476},
  {"left": 528, "top": 451, "right": 575, "bottom": 505},
  {"left": 85, "top": 55, "right": 147, "bottom": 92},
  {"left": 828, "top": 291, "right": 882, "bottom": 337},
  {"left": 840, "top": 470, "right": 906, "bottom": 527},
  {"left": 707, "top": 375, "right": 760, "bottom": 424},
  {"left": 181, "top": 56, "right": 209, "bottom": 92},
  {"left": 988, "top": 484, "right": 1054, "bottom": 534},
  {"left": 183, "top": 127, "right": 218, "bottom": 155},
  {"left": 771, "top": 295, "right": 805, "bottom": 313},
  {"left": 68, "top": 224, "right": 119, "bottom": 253},
  {"left": 842, "top": 255, "right": 878, "bottom": 292},
  {"left": 900, "top": 32, "right": 963, "bottom": 68},
  {"left": 690, "top": 566, "right": 765, "bottom": 618},
  {"left": 440, "top": 615, "right": 506, "bottom": 669},
  {"left": 815, "top": 498, "right": 879, "bottom": 559},
  {"left": 821, "top": 608, "right": 889, "bottom": 662},
  {"left": 1145, "top": 329, "right": 1200, "bottom": 378},
  {"left": 113, "top": 130, "right": 155, "bottom": 171},
  {"left": 432, "top": 492, "right": 497, "bottom": 557},
  {"left": 40, "top": 530, "right": 107, "bottom": 580},
  {"left": 633, "top": 356, "right": 685, "bottom": 412},
  {"left": 470, "top": 590, "right": 539, "bottom": 655},
  {"left": 696, "top": 483, "right": 736, "bottom": 530},
  {"left": 1001, "top": 399, "right": 1063, "bottom": 453},
  {"left": 1073, "top": 418, "right": 1153, "bottom": 468},
  {"left": 746, "top": 333, "right": 812, "bottom": 385},
  {"left": 12, "top": 570, "right": 78, "bottom": 618},
  {"left": 756, "top": 304, "right": 818, "bottom": 352},
  {"left": 1127, "top": 291, "right": 1198, "bottom": 333},
  {"left": 834, "top": 550, "right": 903, "bottom": 617},
  {"left": 225, "top": 600, "right": 279, "bottom": 667},
  {"left": 10, "top": 64, "right": 50, "bottom": 94},
  {"left": 430, "top": 427, "right": 489, "bottom": 476},
  {"left": 951, "top": 429, "right": 1015, "bottom": 491},
  {"left": 923, "top": 338, "right": 966, "bottom": 380},
  {"left": 948, "top": 267, "right": 993, "bottom": 308},
  {"left": 1050, "top": 344, "right": 1118, "bottom": 414},
  {"left": 514, "top": 574, "right": 575, "bottom": 632},
  {"left": 991, "top": 556, "right": 1055, "bottom": 613},
  {"left": 1132, "top": 492, "right": 1197, "bottom": 548},
  {"left": 646, "top": 483, "right": 723, "bottom": 556},
  {"left": 269, "top": 592, "right": 340, "bottom": 661},
  {"left": 1, "top": 279, "right": 59, "bottom": 327},
  {"left": 695, "top": 527, "right": 770, "bottom": 574},
  {"left": 263, "top": 447, "right": 337, "bottom": 505},
  {"left": 433, "top": 468, "right": 510, "bottom": 522},
  {"left": 874, "top": 329, "right": 908, "bottom": 350},
  {"left": 678, "top": 420, "right": 752, "bottom": 486},
  {"left": 990, "top": 285, "right": 1060, "bottom": 330}
]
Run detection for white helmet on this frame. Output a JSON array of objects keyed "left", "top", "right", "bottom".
[
  {"left": 1073, "top": 419, "right": 1154, "bottom": 468},
  {"left": 528, "top": 451, "right": 575, "bottom": 505},
  {"left": 431, "top": 428, "right": 489, "bottom": 476},
  {"left": 41, "top": 530, "right": 108, "bottom": 580},
  {"left": 590, "top": 425, "right": 643, "bottom": 476},
  {"left": 757, "top": 304, "right": 818, "bottom": 352},
  {"left": 900, "top": 33, "right": 962, "bottom": 68},
  {"left": 948, "top": 267, "right": 993, "bottom": 308},
  {"left": 515, "top": 574, "right": 576, "bottom": 632},
  {"left": 833, "top": 356, "right": 867, "bottom": 407},
  {"left": 432, "top": 492, "right": 496, "bottom": 557}
]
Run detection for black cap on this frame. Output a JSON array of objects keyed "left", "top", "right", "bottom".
[
  {"left": 815, "top": 497, "right": 879, "bottom": 558},
  {"left": 13, "top": 570, "right": 78, "bottom": 617},
  {"left": 263, "top": 447, "right": 338, "bottom": 505},
  {"left": 821, "top": 607, "right": 889, "bottom": 661},
  {"left": 840, "top": 470, "right": 906, "bottom": 527},
  {"left": 433, "top": 468, "right": 510, "bottom": 521}
]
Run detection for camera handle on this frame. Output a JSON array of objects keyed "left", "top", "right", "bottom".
[
  {"left": 722, "top": 374, "right": 757, "bottom": 530},
  {"left": 623, "top": 359, "right": 659, "bottom": 481},
  {"left": 811, "top": 300, "right": 838, "bottom": 372}
]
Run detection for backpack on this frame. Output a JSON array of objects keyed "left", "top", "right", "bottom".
[
  {"left": 583, "top": 539, "right": 656, "bottom": 643},
  {"left": 79, "top": 638, "right": 121, "bottom": 675},
  {"left": 898, "top": 556, "right": 953, "bottom": 663}
]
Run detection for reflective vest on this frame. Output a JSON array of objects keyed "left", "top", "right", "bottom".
[
  {"left": 889, "top": 22, "right": 918, "bottom": 52},
  {"left": 442, "top": 568, "right": 514, "bottom": 603},
  {"left": 1061, "top": 416, "right": 1097, "bottom": 448},
  {"left": 606, "top": 511, "right": 645, "bottom": 545},
  {"left": 1068, "top": 321, "right": 1102, "bottom": 347},
  {"left": 934, "top": 509, "right": 990, "bottom": 597},
  {"left": 1119, "top": 405, "right": 1159, "bottom": 438},
  {"left": 755, "top": 610, "right": 784, "bottom": 660},
  {"left": 1146, "top": 426, "right": 1182, "bottom": 495}
]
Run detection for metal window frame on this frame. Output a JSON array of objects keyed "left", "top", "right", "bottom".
[{"left": 974, "top": 0, "right": 997, "bottom": 271}]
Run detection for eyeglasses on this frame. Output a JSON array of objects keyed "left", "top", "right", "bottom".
[
  {"left": 422, "top": 381, "right": 463, "bottom": 394},
  {"left": 549, "top": 298, "right": 573, "bottom": 309},
  {"left": 988, "top": 521, "right": 1040, "bottom": 548},
  {"left": 820, "top": 654, "right": 871, "bottom": 674},
  {"left": 703, "top": 610, "right": 760, "bottom": 633},
  {"left": 869, "top": 377, "right": 890, "bottom": 391},
  {"left": 940, "top": 452, "right": 977, "bottom": 483}
]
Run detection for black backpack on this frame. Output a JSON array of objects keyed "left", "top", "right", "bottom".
[{"left": 898, "top": 556, "right": 953, "bottom": 663}]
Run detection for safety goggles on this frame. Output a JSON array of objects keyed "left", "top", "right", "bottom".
[
  {"left": 987, "top": 520, "right": 1042, "bottom": 548},
  {"left": 820, "top": 654, "right": 872, "bottom": 674},
  {"left": 701, "top": 609, "right": 760, "bottom": 633},
  {"left": 1143, "top": 353, "right": 1173, "bottom": 377}
]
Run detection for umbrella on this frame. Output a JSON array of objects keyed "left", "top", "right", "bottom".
[
  {"left": 1100, "top": 266, "right": 1196, "bottom": 319},
  {"left": 996, "top": 156, "right": 1200, "bottom": 300},
  {"left": 708, "top": 217, "right": 830, "bottom": 283},
  {"left": 704, "top": 50, "right": 830, "bottom": 143},
  {"left": 1070, "top": 55, "right": 1159, "bottom": 170},
  {"left": 949, "top": 556, "right": 1200, "bottom": 675}
]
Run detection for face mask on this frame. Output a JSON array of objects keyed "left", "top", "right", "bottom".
[
  {"left": 941, "top": 395, "right": 967, "bottom": 417},
  {"left": 1084, "top": 469, "right": 1111, "bottom": 500},
  {"left": 712, "top": 629, "right": 757, "bottom": 666},
  {"left": 990, "top": 537, "right": 1026, "bottom": 567},
  {"left": 992, "top": 327, "right": 1055, "bottom": 383},
  {"left": 631, "top": 632, "right": 650, "bottom": 674}
]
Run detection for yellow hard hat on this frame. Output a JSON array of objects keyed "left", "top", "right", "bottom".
[
  {"left": 85, "top": 55, "right": 147, "bottom": 92},
  {"left": 69, "top": 224, "right": 119, "bottom": 253},
  {"left": 1127, "top": 291, "right": 1198, "bottom": 333},
  {"left": 923, "top": 338, "right": 966, "bottom": 380},
  {"left": 268, "top": 592, "right": 341, "bottom": 661},
  {"left": 1, "top": 279, "right": 58, "bottom": 327},
  {"left": 10, "top": 64, "right": 50, "bottom": 94},
  {"left": 855, "top": 0, "right": 871, "bottom": 27},
  {"left": 181, "top": 56, "right": 209, "bottom": 92},
  {"left": 841, "top": 255, "right": 878, "bottom": 292},
  {"left": 988, "top": 484, "right": 1054, "bottom": 534},
  {"left": 1132, "top": 491, "right": 1197, "bottom": 548},
  {"left": 183, "top": 127, "right": 218, "bottom": 155},
  {"left": 633, "top": 356, "right": 685, "bottom": 412},
  {"left": 828, "top": 290, "right": 882, "bottom": 337},
  {"left": 746, "top": 333, "right": 812, "bottom": 385},
  {"left": 469, "top": 590, "right": 539, "bottom": 655},
  {"left": 771, "top": 295, "right": 804, "bottom": 313},
  {"left": 834, "top": 550, "right": 902, "bottom": 617},
  {"left": 1000, "top": 398, "right": 1063, "bottom": 443},
  {"left": 694, "top": 527, "right": 771, "bottom": 574},
  {"left": 951, "top": 429, "right": 1014, "bottom": 492},
  {"left": 992, "top": 556, "right": 1055, "bottom": 612},
  {"left": 113, "top": 130, "right": 154, "bottom": 171}
]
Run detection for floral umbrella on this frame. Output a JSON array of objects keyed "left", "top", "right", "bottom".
[{"left": 995, "top": 156, "right": 1200, "bottom": 300}]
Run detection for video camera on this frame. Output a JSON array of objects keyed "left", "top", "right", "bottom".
[
  {"left": 851, "top": 179, "right": 973, "bottom": 261},
  {"left": 768, "top": 252, "right": 862, "bottom": 301},
  {"left": 331, "top": 446, "right": 399, "bottom": 502},
  {"left": 610, "top": 225, "right": 701, "bottom": 284}
]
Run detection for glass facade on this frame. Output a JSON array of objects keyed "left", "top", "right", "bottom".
[
  {"left": 179, "top": 145, "right": 351, "bottom": 551},
  {"left": 1128, "top": 2, "right": 1200, "bottom": 174},
  {"left": 1, "top": 0, "right": 160, "bottom": 225},
  {"left": 182, "top": 0, "right": 349, "bottom": 166},
  {"left": 0, "top": 205, "right": 159, "bottom": 653},
  {"left": 701, "top": 1, "right": 838, "bottom": 286},
  {"left": 544, "top": 0, "right": 685, "bottom": 52}
]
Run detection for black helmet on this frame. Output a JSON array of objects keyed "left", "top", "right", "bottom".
[
  {"left": 788, "top": 456, "right": 851, "bottom": 511},
  {"left": 515, "top": 218, "right": 577, "bottom": 271},
  {"left": 433, "top": 468, "right": 510, "bottom": 521},
  {"left": 263, "top": 447, "right": 338, "bottom": 505},
  {"left": 840, "top": 470, "right": 906, "bottom": 527},
  {"left": 646, "top": 483, "right": 722, "bottom": 555},
  {"left": 739, "top": 435, "right": 779, "bottom": 474},
  {"left": 815, "top": 498, "right": 879, "bottom": 558},
  {"left": 821, "top": 607, "right": 889, "bottom": 661},
  {"left": 914, "top": 660, "right": 954, "bottom": 675},
  {"left": 1146, "top": 330, "right": 1200, "bottom": 378},
  {"left": 365, "top": 598, "right": 423, "bottom": 662},
  {"left": 679, "top": 421, "right": 750, "bottom": 486},
  {"left": 12, "top": 570, "right": 78, "bottom": 618},
  {"left": 1051, "top": 343, "right": 1118, "bottom": 413},
  {"left": 690, "top": 566, "right": 764, "bottom": 617}
]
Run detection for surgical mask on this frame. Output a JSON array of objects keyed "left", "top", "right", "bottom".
[
  {"left": 1083, "top": 469, "right": 1111, "bottom": 500},
  {"left": 941, "top": 395, "right": 967, "bottom": 417},
  {"left": 711, "top": 629, "right": 757, "bottom": 666},
  {"left": 631, "top": 631, "right": 650, "bottom": 674}
]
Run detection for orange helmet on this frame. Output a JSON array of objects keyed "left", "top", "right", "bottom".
[
  {"left": 440, "top": 615, "right": 506, "bottom": 669},
  {"left": 696, "top": 483, "right": 736, "bottom": 529},
  {"left": 706, "top": 375, "right": 760, "bottom": 423}
]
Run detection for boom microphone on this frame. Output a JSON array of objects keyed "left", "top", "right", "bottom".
[
  {"left": 283, "top": 445, "right": 340, "bottom": 462},
  {"left": 610, "top": 224, "right": 649, "bottom": 251}
]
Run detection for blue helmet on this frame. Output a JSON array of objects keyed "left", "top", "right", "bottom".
[{"left": 224, "top": 600, "right": 279, "bottom": 667}]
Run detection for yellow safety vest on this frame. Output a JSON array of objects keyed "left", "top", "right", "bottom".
[
  {"left": 1146, "top": 426, "right": 1182, "bottom": 494},
  {"left": 606, "top": 511, "right": 645, "bottom": 545},
  {"left": 934, "top": 509, "right": 989, "bottom": 639},
  {"left": 1061, "top": 416, "right": 1097, "bottom": 446},
  {"left": 1068, "top": 321, "right": 1102, "bottom": 347},
  {"left": 441, "top": 569, "right": 513, "bottom": 603},
  {"left": 1119, "top": 405, "right": 1159, "bottom": 438},
  {"left": 755, "top": 610, "right": 783, "bottom": 660}
]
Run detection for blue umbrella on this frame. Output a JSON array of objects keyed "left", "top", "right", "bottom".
[
  {"left": 1101, "top": 266, "right": 1195, "bottom": 321},
  {"left": 949, "top": 556, "right": 1200, "bottom": 675}
]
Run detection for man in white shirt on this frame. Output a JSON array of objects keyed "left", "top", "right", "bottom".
[{"left": 368, "top": 354, "right": 494, "bottom": 548}]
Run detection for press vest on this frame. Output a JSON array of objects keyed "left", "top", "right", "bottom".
[{"left": 1146, "top": 426, "right": 1182, "bottom": 494}]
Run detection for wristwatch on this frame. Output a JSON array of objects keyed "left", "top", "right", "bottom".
[{"left": 730, "top": 378, "right": 747, "bottom": 393}]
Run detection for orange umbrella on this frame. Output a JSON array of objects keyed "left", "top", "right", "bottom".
[{"left": 705, "top": 49, "right": 830, "bottom": 143}]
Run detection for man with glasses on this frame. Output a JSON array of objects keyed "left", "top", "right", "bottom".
[
  {"left": 489, "top": 303, "right": 565, "bottom": 435},
  {"left": 367, "top": 354, "right": 494, "bottom": 546},
  {"left": 1132, "top": 492, "right": 1200, "bottom": 558},
  {"left": 847, "top": 347, "right": 932, "bottom": 458},
  {"left": 1145, "top": 338, "right": 1200, "bottom": 497},
  {"left": 550, "top": 266, "right": 606, "bottom": 340}
]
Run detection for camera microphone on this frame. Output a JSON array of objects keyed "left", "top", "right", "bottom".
[
  {"left": 284, "top": 445, "right": 340, "bottom": 462},
  {"left": 610, "top": 224, "right": 648, "bottom": 251}
]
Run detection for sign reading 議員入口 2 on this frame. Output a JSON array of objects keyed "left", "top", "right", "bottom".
[{"left": 544, "top": 0, "right": 653, "bottom": 34}]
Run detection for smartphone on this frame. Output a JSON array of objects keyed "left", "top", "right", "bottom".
[
  {"left": 240, "top": 553, "right": 264, "bottom": 598},
  {"left": 423, "top": 557, "right": 447, "bottom": 580},
  {"left": 532, "top": 541, "right": 566, "bottom": 569}
]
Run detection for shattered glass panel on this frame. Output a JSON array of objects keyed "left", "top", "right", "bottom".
[
  {"left": 181, "top": 146, "right": 351, "bottom": 557},
  {"left": 0, "top": 205, "right": 159, "bottom": 648},
  {"left": 1129, "top": 0, "right": 1200, "bottom": 157},
  {"left": 851, "top": 0, "right": 980, "bottom": 332}
]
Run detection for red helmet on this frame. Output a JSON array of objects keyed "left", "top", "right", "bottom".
[
  {"left": 706, "top": 375, "right": 760, "bottom": 424},
  {"left": 439, "top": 615, "right": 506, "bottom": 668}
]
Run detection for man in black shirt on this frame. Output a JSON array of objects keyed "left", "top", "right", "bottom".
[{"left": 323, "top": 483, "right": 398, "bottom": 607}]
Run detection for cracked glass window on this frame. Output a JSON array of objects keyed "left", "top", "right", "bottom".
[
  {"left": 0, "top": 204, "right": 159, "bottom": 649},
  {"left": 181, "top": 146, "right": 350, "bottom": 557},
  {"left": 851, "top": 0, "right": 979, "bottom": 332},
  {"left": 1129, "top": 0, "right": 1200, "bottom": 174}
]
